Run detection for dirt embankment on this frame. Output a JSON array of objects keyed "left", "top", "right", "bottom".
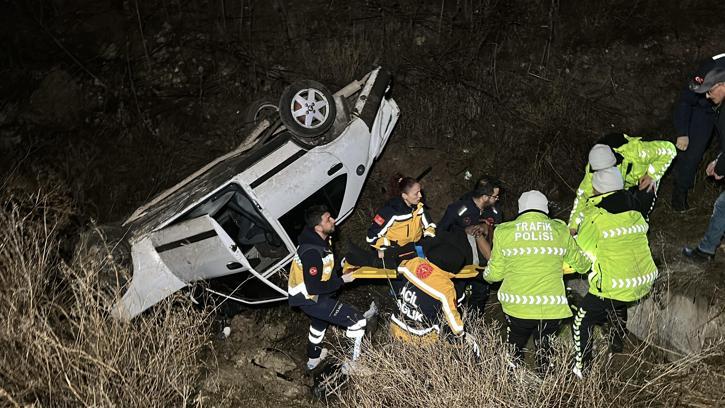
[{"left": 2, "top": 0, "right": 725, "bottom": 405}]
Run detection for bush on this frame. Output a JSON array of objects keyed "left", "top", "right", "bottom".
[
  {"left": 0, "top": 184, "right": 210, "bottom": 407},
  {"left": 333, "top": 316, "right": 724, "bottom": 407}
]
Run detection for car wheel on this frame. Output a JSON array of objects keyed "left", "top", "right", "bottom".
[
  {"left": 279, "top": 80, "right": 337, "bottom": 143},
  {"left": 243, "top": 97, "right": 279, "bottom": 127},
  {"left": 74, "top": 225, "right": 131, "bottom": 297}
]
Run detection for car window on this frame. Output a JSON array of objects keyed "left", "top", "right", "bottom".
[
  {"left": 278, "top": 174, "right": 347, "bottom": 245},
  {"left": 178, "top": 183, "right": 291, "bottom": 270},
  {"left": 212, "top": 186, "right": 290, "bottom": 271}
]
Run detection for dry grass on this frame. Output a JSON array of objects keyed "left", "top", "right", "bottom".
[
  {"left": 0, "top": 182, "right": 211, "bottom": 407},
  {"left": 329, "top": 314, "right": 725, "bottom": 408}
]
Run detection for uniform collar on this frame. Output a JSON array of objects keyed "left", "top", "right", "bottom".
[
  {"left": 298, "top": 227, "right": 329, "bottom": 248},
  {"left": 468, "top": 197, "right": 483, "bottom": 212},
  {"left": 389, "top": 196, "right": 418, "bottom": 212}
]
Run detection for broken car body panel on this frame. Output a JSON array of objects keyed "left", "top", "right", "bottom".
[{"left": 113, "top": 67, "right": 399, "bottom": 319}]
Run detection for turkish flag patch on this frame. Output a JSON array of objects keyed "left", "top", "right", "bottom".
[
  {"left": 463, "top": 217, "right": 471, "bottom": 225},
  {"left": 373, "top": 214, "right": 385, "bottom": 226},
  {"left": 415, "top": 263, "right": 433, "bottom": 279},
  {"left": 308, "top": 266, "right": 318, "bottom": 276},
  {"left": 694, "top": 76, "right": 704, "bottom": 84}
]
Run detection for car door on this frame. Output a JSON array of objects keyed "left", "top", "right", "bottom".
[
  {"left": 149, "top": 183, "right": 294, "bottom": 301},
  {"left": 151, "top": 214, "right": 251, "bottom": 282}
]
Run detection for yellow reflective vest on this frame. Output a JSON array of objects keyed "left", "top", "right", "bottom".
[{"left": 484, "top": 211, "right": 591, "bottom": 319}]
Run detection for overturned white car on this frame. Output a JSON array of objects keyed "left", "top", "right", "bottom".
[{"left": 109, "top": 67, "right": 399, "bottom": 319}]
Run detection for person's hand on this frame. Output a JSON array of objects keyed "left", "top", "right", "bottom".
[
  {"left": 465, "top": 224, "right": 485, "bottom": 237},
  {"left": 639, "top": 175, "right": 656, "bottom": 192},
  {"left": 377, "top": 250, "right": 385, "bottom": 259},
  {"left": 676, "top": 135, "right": 689, "bottom": 151},
  {"left": 706, "top": 159, "right": 724, "bottom": 180},
  {"left": 342, "top": 271, "right": 355, "bottom": 283}
]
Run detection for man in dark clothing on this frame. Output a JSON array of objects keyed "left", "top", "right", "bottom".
[
  {"left": 438, "top": 177, "right": 501, "bottom": 314},
  {"left": 683, "top": 67, "right": 725, "bottom": 261},
  {"left": 671, "top": 53, "right": 725, "bottom": 211},
  {"left": 438, "top": 178, "right": 502, "bottom": 237},
  {"left": 287, "top": 205, "right": 370, "bottom": 371}
]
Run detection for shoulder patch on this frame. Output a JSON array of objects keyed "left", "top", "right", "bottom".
[
  {"left": 373, "top": 214, "right": 385, "bottom": 226},
  {"left": 457, "top": 205, "right": 468, "bottom": 217},
  {"left": 415, "top": 263, "right": 433, "bottom": 279},
  {"left": 308, "top": 266, "right": 318, "bottom": 277}
]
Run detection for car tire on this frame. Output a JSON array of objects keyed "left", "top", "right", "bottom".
[
  {"left": 74, "top": 225, "right": 131, "bottom": 297},
  {"left": 279, "top": 80, "right": 337, "bottom": 144},
  {"left": 243, "top": 97, "right": 279, "bottom": 128}
]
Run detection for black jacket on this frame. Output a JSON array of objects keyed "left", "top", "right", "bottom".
[
  {"left": 438, "top": 197, "right": 481, "bottom": 232},
  {"left": 596, "top": 190, "right": 645, "bottom": 216},
  {"left": 287, "top": 227, "right": 343, "bottom": 307},
  {"left": 673, "top": 54, "right": 725, "bottom": 137},
  {"left": 716, "top": 105, "right": 725, "bottom": 177}
]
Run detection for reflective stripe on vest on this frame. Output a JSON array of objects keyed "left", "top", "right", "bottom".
[
  {"left": 497, "top": 292, "right": 568, "bottom": 305},
  {"left": 601, "top": 223, "right": 648, "bottom": 238},
  {"left": 610, "top": 270, "right": 658, "bottom": 289},
  {"left": 500, "top": 247, "right": 566, "bottom": 256}
]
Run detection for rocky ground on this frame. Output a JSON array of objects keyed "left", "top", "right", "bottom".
[{"left": 2, "top": 0, "right": 725, "bottom": 405}]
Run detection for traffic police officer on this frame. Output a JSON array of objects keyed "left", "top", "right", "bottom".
[
  {"left": 484, "top": 190, "right": 591, "bottom": 373},
  {"left": 572, "top": 168, "right": 658, "bottom": 378},
  {"left": 569, "top": 133, "right": 676, "bottom": 234}
]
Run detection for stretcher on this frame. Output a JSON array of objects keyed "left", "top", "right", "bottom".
[
  {"left": 346, "top": 261, "right": 576, "bottom": 279},
  {"left": 345, "top": 261, "right": 482, "bottom": 280}
]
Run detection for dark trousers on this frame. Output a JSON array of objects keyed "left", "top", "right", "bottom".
[
  {"left": 673, "top": 108, "right": 716, "bottom": 193},
  {"left": 299, "top": 297, "right": 362, "bottom": 359},
  {"left": 629, "top": 186, "right": 657, "bottom": 221},
  {"left": 505, "top": 315, "right": 561, "bottom": 372},
  {"left": 455, "top": 278, "right": 490, "bottom": 315},
  {"left": 572, "top": 293, "right": 629, "bottom": 371}
]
